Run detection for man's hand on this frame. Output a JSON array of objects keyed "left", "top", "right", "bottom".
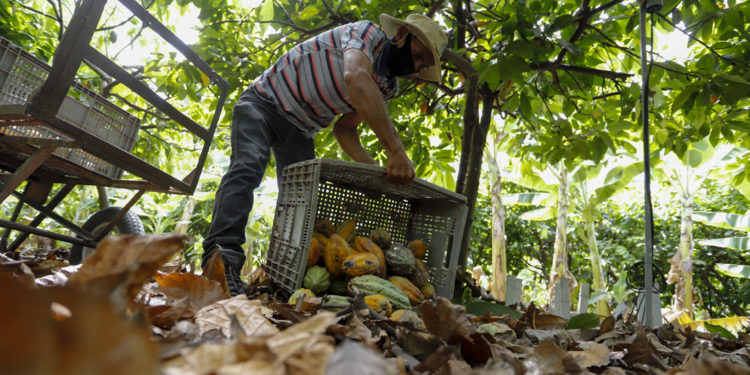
[
  {"left": 385, "top": 149, "right": 416, "bottom": 188},
  {"left": 343, "top": 48, "right": 416, "bottom": 188}
]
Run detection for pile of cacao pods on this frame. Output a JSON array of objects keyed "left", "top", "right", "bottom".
[{"left": 291, "top": 218, "right": 435, "bottom": 319}]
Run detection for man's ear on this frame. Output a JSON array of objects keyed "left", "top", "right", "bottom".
[{"left": 395, "top": 25, "right": 409, "bottom": 40}]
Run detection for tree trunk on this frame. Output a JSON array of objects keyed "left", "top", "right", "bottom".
[
  {"left": 96, "top": 186, "right": 110, "bottom": 209},
  {"left": 455, "top": 84, "right": 494, "bottom": 298},
  {"left": 488, "top": 159, "right": 507, "bottom": 300},
  {"left": 548, "top": 164, "right": 576, "bottom": 306},
  {"left": 670, "top": 189, "right": 695, "bottom": 318},
  {"left": 585, "top": 218, "right": 610, "bottom": 316},
  {"left": 174, "top": 196, "right": 196, "bottom": 235}
]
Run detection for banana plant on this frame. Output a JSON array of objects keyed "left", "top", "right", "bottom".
[
  {"left": 657, "top": 139, "right": 741, "bottom": 319},
  {"left": 484, "top": 123, "right": 509, "bottom": 300},
  {"left": 571, "top": 155, "right": 643, "bottom": 316}
]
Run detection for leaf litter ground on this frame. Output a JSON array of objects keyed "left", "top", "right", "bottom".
[{"left": 1, "top": 234, "right": 750, "bottom": 375}]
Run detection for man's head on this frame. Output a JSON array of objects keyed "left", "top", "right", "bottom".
[{"left": 380, "top": 14, "right": 448, "bottom": 83}]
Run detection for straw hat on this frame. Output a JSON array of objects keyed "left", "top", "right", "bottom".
[{"left": 380, "top": 13, "right": 448, "bottom": 83}]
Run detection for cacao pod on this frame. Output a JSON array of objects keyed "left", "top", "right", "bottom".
[
  {"left": 329, "top": 278, "right": 348, "bottom": 295},
  {"left": 306, "top": 237, "right": 324, "bottom": 268},
  {"left": 335, "top": 219, "right": 357, "bottom": 243},
  {"left": 419, "top": 283, "right": 435, "bottom": 299},
  {"left": 353, "top": 237, "right": 386, "bottom": 277},
  {"left": 409, "top": 260, "right": 430, "bottom": 287},
  {"left": 388, "top": 276, "right": 424, "bottom": 306},
  {"left": 289, "top": 288, "right": 314, "bottom": 305},
  {"left": 314, "top": 219, "right": 335, "bottom": 238},
  {"left": 313, "top": 232, "right": 330, "bottom": 247},
  {"left": 365, "top": 294, "right": 392, "bottom": 316},
  {"left": 407, "top": 239, "right": 428, "bottom": 260},
  {"left": 342, "top": 252, "right": 380, "bottom": 277},
  {"left": 323, "top": 295, "right": 350, "bottom": 313},
  {"left": 390, "top": 309, "right": 424, "bottom": 329},
  {"left": 303, "top": 265, "right": 330, "bottom": 294},
  {"left": 348, "top": 275, "right": 411, "bottom": 310},
  {"left": 369, "top": 228, "right": 392, "bottom": 250},
  {"left": 324, "top": 234, "right": 353, "bottom": 279},
  {"left": 384, "top": 244, "right": 416, "bottom": 276}
]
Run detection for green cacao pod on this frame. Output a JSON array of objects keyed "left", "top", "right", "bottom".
[
  {"left": 329, "top": 278, "right": 348, "bottom": 295},
  {"left": 384, "top": 244, "right": 416, "bottom": 276},
  {"left": 303, "top": 265, "right": 331, "bottom": 294},
  {"left": 348, "top": 275, "right": 411, "bottom": 310}
]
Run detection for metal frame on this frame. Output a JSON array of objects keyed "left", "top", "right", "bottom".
[{"left": 0, "top": 0, "right": 229, "bottom": 250}]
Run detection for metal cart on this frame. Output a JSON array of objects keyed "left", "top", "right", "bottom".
[{"left": 0, "top": 0, "right": 229, "bottom": 263}]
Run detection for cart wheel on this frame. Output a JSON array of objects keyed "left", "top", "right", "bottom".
[{"left": 69, "top": 207, "right": 145, "bottom": 265}]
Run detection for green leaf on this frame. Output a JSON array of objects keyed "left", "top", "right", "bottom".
[
  {"left": 503, "top": 192, "right": 552, "bottom": 206},
  {"left": 671, "top": 84, "right": 696, "bottom": 114},
  {"left": 724, "top": 8, "right": 745, "bottom": 32},
  {"left": 546, "top": 14, "right": 574, "bottom": 33},
  {"left": 698, "top": 237, "right": 750, "bottom": 251},
  {"left": 259, "top": 0, "right": 274, "bottom": 35},
  {"left": 704, "top": 322, "right": 738, "bottom": 340},
  {"left": 565, "top": 313, "right": 601, "bottom": 329},
  {"left": 712, "top": 70, "right": 750, "bottom": 84},
  {"left": 299, "top": 5, "right": 319, "bottom": 20},
  {"left": 520, "top": 92, "right": 532, "bottom": 119},
  {"left": 557, "top": 38, "right": 582, "bottom": 56},
  {"left": 464, "top": 300, "right": 523, "bottom": 319},
  {"left": 693, "top": 211, "right": 750, "bottom": 232},
  {"left": 505, "top": 40, "right": 534, "bottom": 59},
  {"left": 716, "top": 263, "right": 750, "bottom": 279}
]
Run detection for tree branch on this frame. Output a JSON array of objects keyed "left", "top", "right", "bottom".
[
  {"left": 113, "top": 93, "right": 168, "bottom": 120},
  {"left": 9, "top": 0, "right": 58, "bottom": 22},
  {"left": 425, "top": 0, "right": 444, "bottom": 18},
  {"left": 531, "top": 62, "right": 633, "bottom": 80},
  {"left": 96, "top": 0, "right": 155, "bottom": 31},
  {"left": 112, "top": 23, "right": 145, "bottom": 61}
]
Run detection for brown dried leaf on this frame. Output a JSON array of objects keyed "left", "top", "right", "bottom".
[
  {"left": 533, "top": 313, "right": 568, "bottom": 330},
  {"left": 155, "top": 272, "right": 229, "bottom": 316},
  {"left": 194, "top": 296, "right": 279, "bottom": 338},
  {"left": 524, "top": 340, "right": 583, "bottom": 375},
  {"left": 436, "top": 359, "right": 472, "bottom": 375},
  {"left": 568, "top": 343, "right": 610, "bottom": 368},
  {"left": 68, "top": 235, "right": 185, "bottom": 309},
  {"left": 324, "top": 340, "right": 389, "bottom": 375},
  {"left": 506, "top": 317, "right": 527, "bottom": 338},
  {"left": 202, "top": 249, "right": 230, "bottom": 297},
  {"left": 413, "top": 345, "right": 458, "bottom": 373},
  {"left": 396, "top": 325, "right": 446, "bottom": 359},
  {"left": 622, "top": 324, "right": 669, "bottom": 371},
  {"left": 600, "top": 316, "right": 615, "bottom": 335},
  {"left": 0, "top": 276, "right": 157, "bottom": 375},
  {"left": 686, "top": 358, "right": 750, "bottom": 375},
  {"left": 418, "top": 297, "right": 476, "bottom": 344}
]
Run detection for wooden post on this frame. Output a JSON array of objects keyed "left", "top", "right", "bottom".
[
  {"left": 554, "top": 278, "right": 571, "bottom": 319},
  {"left": 577, "top": 282, "right": 590, "bottom": 314},
  {"left": 505, "top": 275, "right": 523, "bottom": 306}
]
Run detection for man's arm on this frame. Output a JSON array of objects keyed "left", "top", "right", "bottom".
[
  {"left": 343, "top": 49, "right": 415, "bottom": 187},
  {"left": 332, "top": 111, "right": 377, "bottom": 165}
]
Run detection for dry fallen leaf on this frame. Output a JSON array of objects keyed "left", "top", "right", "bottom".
[
  {"left": 156, "top": 272, "right": 229, "bottom": 316},
  {"left": 203, "top": 249, "right": 231, "bottom": 297},
  {"left": 622, "top": 324, "right": 669, "bottom": 371},
  {"left": 524, "top": 340, "right": 583, "bottom": 375},
  {"left": 0, "top": 276, "right": 157, "bottom": 375},
  {"left": 686, "top": 357, "right": 750, "bottom": 375},
  {"left": 68, "top": 235, "right": 185, "bottom": 311},
  {"left": 600, "top": 316, "right": 615, "bottom": 335},
  {"left": 325, "top": 340, "right": 390, "bottom": 375},
  {"left": 568, "top": 343, "right": 610, "bottom": 368},
  {"left": 194, "top": 296, "right": 279, "bottom": 338},
  {"left": 419, "top": 297, "right": 476, "bottom": 345}
]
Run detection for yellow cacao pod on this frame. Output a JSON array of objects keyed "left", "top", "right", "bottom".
[
  {"left": 365, "top": 294, "right": 392, "bottom": 316},
  {"left": 313, "top": 232, "right": 330, "bottom": 248},
  {"left": 335, "top": 219, "right": 357, "bottom": 243},
  {"left": 388, "top": 276, "right": 425, "bottom": 306},
  {"left": 314, "top": 219, "right": 335, "bottom": 238},
  {"left": 289, "top": 288, "right": 314, "bottom": 305},
  {"left": 419, "top": 283, "right": 435, "bottom": 299},
  {"left": 390, "top": 309, "right": 424, "bottom": 329},
  {"left": 407, "top": 239, "right": 428, "bottom": 260},
  {"left": 369, "top": 228, "right": 392, "bottom": 250},
  {"left": 342, "top": 252, "right": 380, "bottom": 277},
  {"left": 306, "top": 236, "right": 323, "bottom": 268},
  {"left": 353, "top": 237, "right": 386, "bottom": 278},
  {"left": 324, "top": 234, "right": 353, "bottom": 279}
]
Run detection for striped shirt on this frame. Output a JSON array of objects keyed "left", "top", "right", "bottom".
[{"left": 252, "top": 21, "right": 399, "bottom": 138}]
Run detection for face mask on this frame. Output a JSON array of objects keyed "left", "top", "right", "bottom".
[{"left": 387, "top": 33, "right": 416, "bottom": 77}]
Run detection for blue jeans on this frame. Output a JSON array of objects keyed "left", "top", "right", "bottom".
[{"left": 201, "top": 87, "right": 315, "bottom": 266}]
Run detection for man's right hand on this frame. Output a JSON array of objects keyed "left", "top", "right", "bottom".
[{"left": 385, "top": 150, "right": 415, "bottom": 188}]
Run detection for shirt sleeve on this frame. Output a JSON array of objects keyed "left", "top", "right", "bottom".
[{"left": 340, "top": 21, "right": 382, "bottom": 64}]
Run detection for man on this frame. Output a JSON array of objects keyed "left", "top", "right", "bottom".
[{"left": 202, "top": 14, "right": 448, "bottom": 296}]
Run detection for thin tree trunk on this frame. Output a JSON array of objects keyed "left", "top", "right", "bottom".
[
  {"left": 585, "top": 218, "right": 610, "bottom": 316},
  {"left": 489, "top": 160, "right": 507, "bottom": 300},
  {"left": 671, "top": 188, "right": 695, "bottom": 318},
  {"left": 174, "top": 197, "right": 196, "bottom": 235},
  {"left": 96, "top": 186, "right": 110, "bottom": 209},
  {"left": 548, "top": 164, "right": 576, "bottom": 306}
]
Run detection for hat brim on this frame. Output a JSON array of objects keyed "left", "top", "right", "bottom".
[{"left": 380, "top": 14, "right": 442, "bottom": 84}]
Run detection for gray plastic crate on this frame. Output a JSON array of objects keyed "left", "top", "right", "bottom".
[
  {"left": 0, "top": 37, "right": 140, "bottom": 179},
  {"left": 265, "top": 158, "right": 468, "bottom": 299}
]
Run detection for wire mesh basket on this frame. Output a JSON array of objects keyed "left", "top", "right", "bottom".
[
  {"left": 265, "top": 158, "right": 468, "bottom": 299},
  {"left": 0, "top": 37, "right": 140, "bottom": 179}
]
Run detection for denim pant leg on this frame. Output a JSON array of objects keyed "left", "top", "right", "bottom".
[
  {"left": 201, "top": 89, "right": 296, "bottom": 265},
  {"left": 272, "top": 125, "right": 316, "bottom": 190}
]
